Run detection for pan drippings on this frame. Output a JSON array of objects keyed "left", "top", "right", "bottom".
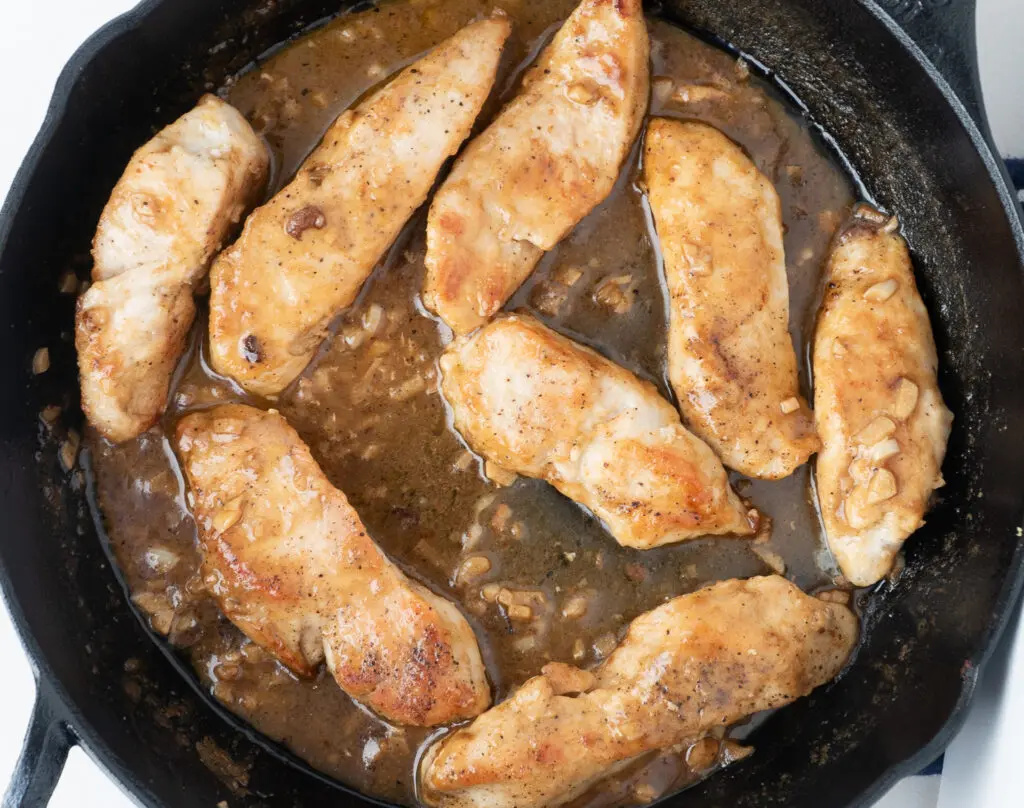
[{"left": 88, "top": 1, "right": 855, "bottom": 804}]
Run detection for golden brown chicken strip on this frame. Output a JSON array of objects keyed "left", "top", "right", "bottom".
[
  {"left": 208, "top": 16, "right": 511, "bottom": 395},
  {"left": 77, "top": 95, "right": 268, "bottom": 442},
  {"left": 422, "top": 0, "right": 650, "bottom": 334},
  {"left": 175, "top": 405, "right": 490, "bottom": 726},
  {"left": 813, "top": 206, "right": 952, "bottom": 585},
  {"left": 421, "top": 575, "right": 857, "bottom": 808},
  {"left": 439, "top": 313, "right": 754, "bottom": 548},
  {"left": 644, "top": 118, "right": 818, "bottom": 479}
]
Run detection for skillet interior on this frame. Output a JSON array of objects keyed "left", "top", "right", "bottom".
[{"left": 1, "top": 0, "right": 1023, "bottom": 806}]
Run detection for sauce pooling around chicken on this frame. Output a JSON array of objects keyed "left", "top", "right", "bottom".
[{"left": 87, "top": 0, "right": 855, "bottom": 804}]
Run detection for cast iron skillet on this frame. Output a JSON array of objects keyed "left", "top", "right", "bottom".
[{"left": 1, "top": 0, "right": 1023, "bottom": 806}]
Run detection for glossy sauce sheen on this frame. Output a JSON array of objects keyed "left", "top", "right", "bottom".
[{"left": 88, "top": 0, "right": 855, "bottom": 804}]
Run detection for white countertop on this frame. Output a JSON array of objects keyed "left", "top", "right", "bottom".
[{"left": 1, "top": 1, "right": 1021, "bottom": 806}]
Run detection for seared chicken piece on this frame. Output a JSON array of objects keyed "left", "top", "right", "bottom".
[
  {"left": 208, "top": 17, "right": 511, "bottom": 395},
  {"left": 77, "top": 95, "right": 268, "bottom": 442},
  {"left": 439, "top": 314, "right": 754, "bottom": 548},
  {"left": 175, "top": 404, "right": 490, "bottom": 726},
  {"left": 813, "top": 206, "right": 952, "bottom": 586},
  {"left": 421, "top": 575, "right": 857, "bottom": 808},
  {"left": 643, "top": 119, "right": 818, "bottom": 479},
  {"left": 422, "top": 0, "right": 650, "bottom": 334}
]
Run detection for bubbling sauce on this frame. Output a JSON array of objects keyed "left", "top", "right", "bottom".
[{"left": 88, "top": 0, "right": 855, "bottom": 804}]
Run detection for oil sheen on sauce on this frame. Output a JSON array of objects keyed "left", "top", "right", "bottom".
[{"left": 87, "top": 0, "right": 856, "bottom": 804}]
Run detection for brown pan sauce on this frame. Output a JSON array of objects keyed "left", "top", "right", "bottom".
[{"left": 88, "top": 0, "right": 855, "bottom": 804}]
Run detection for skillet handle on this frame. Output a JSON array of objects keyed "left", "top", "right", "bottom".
[
  {"left": 875, "top": 0, "right": 986, "bottom": 126},
  {"left": 2, "top": 682, "right": 74, "bottom": 808}
]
